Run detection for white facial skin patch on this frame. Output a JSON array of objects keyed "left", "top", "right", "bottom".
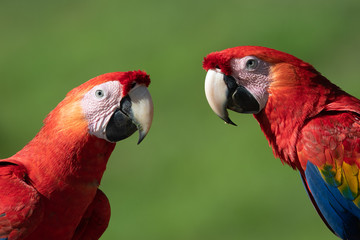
[
  {"left": 81, "top": 81, "right": 122, "bottom": 140},
  {"left": 230, "top": 56, "right": 271, "bottom": 111}
]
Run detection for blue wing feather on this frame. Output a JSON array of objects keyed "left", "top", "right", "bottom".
[{"left": 304, "top": 161, "right": 360, "bottom": 240}]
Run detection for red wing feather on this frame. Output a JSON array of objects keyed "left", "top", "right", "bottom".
[
  {"left": 0, "top": 161, "right": 44, "bottom": 239},
  {"left": 297, "top": 112, "right": 360, "bottom": 204}
]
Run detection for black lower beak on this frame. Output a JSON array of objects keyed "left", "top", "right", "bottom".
[
  {"left": 105, "top": 96, "right": 137, "bottom": 142},
  {"left": 224, "top": 75, "right": 260, "bottom": 114}
]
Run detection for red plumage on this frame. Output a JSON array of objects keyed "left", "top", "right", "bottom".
[
  {"left": 203, "top": 46, "right": 360, "bottom": 238},
  {"left": 0, "top": 70, "right": 152, "bottom": 239},
  {"left": 203, "top": 46, "right": 314, "bottom": 76},
  {"left": 204, "top": 46, "right": 360, "bottom": 169}
]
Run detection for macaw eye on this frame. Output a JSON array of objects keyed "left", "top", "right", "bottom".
[
  {"left": 245, "top": 58, "right": 259, "bottom": 70},
  {"left": 95, "top": 89, "right": 105, "bottom": 98}
]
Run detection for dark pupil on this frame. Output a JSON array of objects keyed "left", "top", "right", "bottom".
[
  {"left": 97, "top": 91, "right": 102, "bottom": 96},
  {"left": 246, "top": 59, "right": 256, "bottom": 68}
]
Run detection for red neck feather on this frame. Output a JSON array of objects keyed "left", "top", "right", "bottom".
[
  {"left": 254, "top": 63, "right": 345, "bottom": 169},
  {"left": 12, "top": 93, "right": 116, "bottom": 197}
]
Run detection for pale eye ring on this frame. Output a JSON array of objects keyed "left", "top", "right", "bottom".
[
  {"left": 95, "top": 89, "right": 105, "bottom": 98},
  {"left": 245, "top": 58, "right": 259, "bottom": 70}
]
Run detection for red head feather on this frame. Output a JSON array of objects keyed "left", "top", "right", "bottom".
[
  {"left": 68, "top": 70, "right": 150, "bottom": 98},
  {"left": 203, "top": 46, "right": 316, "bottom": 75}
]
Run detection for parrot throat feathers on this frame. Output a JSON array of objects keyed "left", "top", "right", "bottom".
[
  {"left": 20, "top": 128, "right": 116, "bottom": 196},
  {"left": 255, "top": 103, "right": 303, "bottom": 169},
  {"left": 16, "top": 97, "right": 116, "bottom": 193},
  {"left": 254, "top": 66, "right": 332, "bottom": 168}
]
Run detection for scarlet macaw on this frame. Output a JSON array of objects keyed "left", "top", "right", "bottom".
[
  {"left": 203, "top": 46, "right": 360, "bottom": 239},
  {"left": 0, "top": 70, "right": 153, "bottom": 240}
]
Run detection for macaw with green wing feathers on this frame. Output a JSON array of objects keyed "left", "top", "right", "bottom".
[
  {"left": 203, "top": 46, "right": 360, "bottom": 239},
  {"left": 0, "top": 70, "right": 153, "bottom": 240}
]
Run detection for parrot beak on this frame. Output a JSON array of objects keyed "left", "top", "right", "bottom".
[
  {"left": 204, "top": 69, "right": 260, "bottom": 125},
  {"left": 128, "top": 85, "right": 154, "bottom": 144},
  {"left": 205, "top": 69, "right": 236, "bottom": 125},
  {"left": 106, "top": 85, "right": 153, "bottom": 144}
]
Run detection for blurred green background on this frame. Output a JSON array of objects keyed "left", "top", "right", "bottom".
[{"left": 1, "top": 0, "right": 360, "bottom": 239}]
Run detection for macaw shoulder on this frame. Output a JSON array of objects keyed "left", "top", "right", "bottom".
[
  {"left": 0, "top": 160, "right": 44, "bottom": 239},
  {"left": 296, "top": 109, "right": 360, "bottom": 204}
]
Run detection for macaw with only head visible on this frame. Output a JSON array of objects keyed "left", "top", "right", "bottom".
[
  {"left": 203, "top": 46, "right": 360, "bottom": 239},
  {"left": 0, "top": 70, "right": 153, "bottom": 240}
]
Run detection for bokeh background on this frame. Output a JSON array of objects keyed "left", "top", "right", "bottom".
[{"left": 1, "top": 0, "right": 360, "bottom": 239}]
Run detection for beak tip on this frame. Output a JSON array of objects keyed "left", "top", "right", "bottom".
[
  {"left": 137, "top": 130, "right": 147, "bottom": 145},
  {"left": 226, "top": 121, "right": 237, "bottom": 126},
  {"left": 221, "top": 116, "right": 237, "bottom": 126}
]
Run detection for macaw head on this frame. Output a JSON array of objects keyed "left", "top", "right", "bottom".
[
  {"left": 203, "top": 46, "right": 320, "bottom": 125},
  {"left": 45, "top": 70, "right": 153, "bottom": 144}
]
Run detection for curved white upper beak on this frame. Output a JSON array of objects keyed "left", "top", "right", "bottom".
[
  {"left": 204, "top": 70, "right": 235, "bottom": 125},
  {"left": 128, "top": 85, "right": 154, "bottom": 144}
]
